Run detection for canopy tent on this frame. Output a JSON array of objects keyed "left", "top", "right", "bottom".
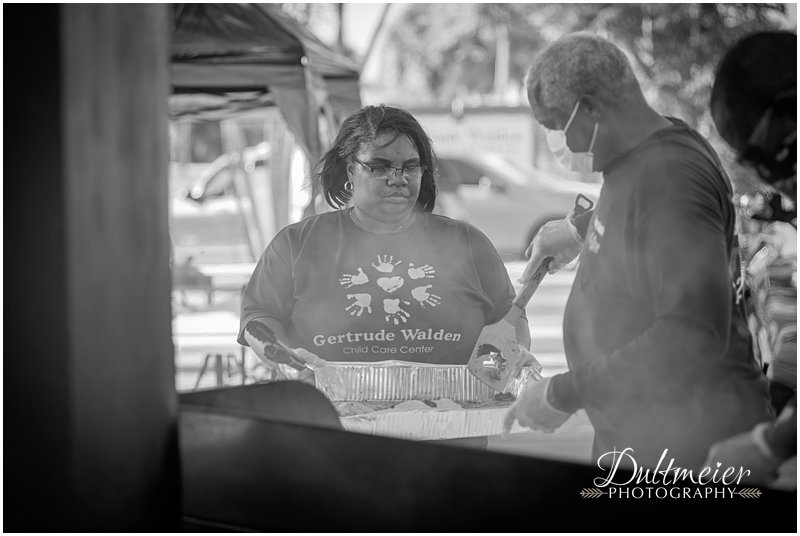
[{"left": 170, "top": 3, "right": 362, "bottom": 164}]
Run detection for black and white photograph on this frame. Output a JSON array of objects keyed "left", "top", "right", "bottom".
[{"left": 4, "top": 2, "right": 797, "bottom": 532}]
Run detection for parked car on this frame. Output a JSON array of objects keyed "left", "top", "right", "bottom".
[
  {"left": 435, "top": 152, "right": 602, "bottom": 258},
  {"left": 180, "top": 142, "right": 271, "bottom": 203},
  {"left": 169, "top": 143, "right": 272, "bottom": 266}
]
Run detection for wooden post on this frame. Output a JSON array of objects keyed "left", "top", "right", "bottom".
[{"left": 5, "top": 4, "right": 181, "bottom": 530}]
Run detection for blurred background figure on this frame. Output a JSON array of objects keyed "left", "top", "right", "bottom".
[
  {"left": 710, "top": 31, "right": 796, "bottom": 202},
  {"left": 705, "top": 30, "right": 796, "bottom": 489}
]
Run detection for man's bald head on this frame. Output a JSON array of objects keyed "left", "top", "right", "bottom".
[{"left": 526, "top": 32, "right": 645, "bottom": 127}]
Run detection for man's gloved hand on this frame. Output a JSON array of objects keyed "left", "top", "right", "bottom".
[
  {"left": 703, "top": 423, "right": 784, "bottom": 486},
  {"left": 502, "top": 376, "right": 572, "bottom": 438},
  {"left": 514, "top": 344, "right": 543, "bottom": 377},
  {"left": 520, "top": 217, "right": 582, "bottom": 282}
]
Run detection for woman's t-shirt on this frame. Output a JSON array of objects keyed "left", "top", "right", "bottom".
[{"left": 239, "top": 210, "right": 514, "bottom": 364}]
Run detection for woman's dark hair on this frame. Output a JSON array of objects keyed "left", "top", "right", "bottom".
[{"left": 316, "top": 105, "right": 438, "bottom": 212}]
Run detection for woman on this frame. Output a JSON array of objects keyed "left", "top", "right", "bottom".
[{"left": 238, "top": 105, "right": 530, "bottom": 374}]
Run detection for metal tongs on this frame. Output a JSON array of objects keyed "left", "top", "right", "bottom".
[{"left": 245, "top": 321, "right": 318, "bottom": 377}]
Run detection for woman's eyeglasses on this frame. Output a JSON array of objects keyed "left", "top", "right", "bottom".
[{"left": 353, "top": 156, "right": 426, "bottom": 181}]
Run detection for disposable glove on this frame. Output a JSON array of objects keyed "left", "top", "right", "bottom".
[
  {"left": 520, "top": 217, "right": 582, "bottom": 282},
  {"left": 502, "top": 376, "right": 572, "bottom": 437},
  {"left": 276, "top": 347, "right": 326, "bottom": 383},
  {"left": 511, "top": 344, "right": 543, "bottom": 379}
]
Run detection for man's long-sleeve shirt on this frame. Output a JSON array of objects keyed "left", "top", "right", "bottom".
[{"left": 551, "top": 118, "right": 773, "bottom": 467}]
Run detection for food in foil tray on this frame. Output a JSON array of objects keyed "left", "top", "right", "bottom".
[
  {"left": 334, "top": 398, "right": 519, "bottom": 415},
  {"left": 318, "top": 360, "right": 535, "bottom": 440},
  {"left": 334, "top": 400, "right": 395, "bottom": 416},
  {"left": 335, "top": 397, "right": 527, "bottom": 440},
  {"left": 335, "top": 398, "right": 476, "bottom": 417}
]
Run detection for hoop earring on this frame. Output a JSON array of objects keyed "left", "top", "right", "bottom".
[{"left": 344, "top": 180, "right": 353, "bottom": 192}]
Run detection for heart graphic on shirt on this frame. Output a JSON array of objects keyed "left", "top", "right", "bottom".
[{"left": 376, "top": 276, "right": 404, "bottom": 293}]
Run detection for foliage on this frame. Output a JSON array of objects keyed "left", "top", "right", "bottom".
[
  {"left": 278, "top": 3, "right": 356, "bottom": 58},
  {"left": 382, "top": 3, "right": 790, "bottom": 193},
  {"left": 384, "top": 3, "right": 788, "bottom": 129},
  {"left": 384, "top": 4, "right": 547, "bottom": 104},
  {"left": 278, "top": 3, "right": 791, "bottom": 193}
]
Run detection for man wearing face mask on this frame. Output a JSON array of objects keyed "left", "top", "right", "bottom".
[{"left": 503, "top": 32, "right": 773, "bottom": 469}]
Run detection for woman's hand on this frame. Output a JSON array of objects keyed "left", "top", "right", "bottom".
[
  {"left": 277, "top": 348, "right": 327, "bottom": 384},
  {"left": 270, "top": 348, "right": 326, "bottom": 383},
  {"left": 244, "top": 319, "right": 326, "bottom": 382},
  {"left": 293, "top": 347, "right": 327, "bottom": 368}
]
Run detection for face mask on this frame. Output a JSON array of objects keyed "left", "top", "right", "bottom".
[{"left": 545, "top": 101, "right": 599, "bottom": 174}]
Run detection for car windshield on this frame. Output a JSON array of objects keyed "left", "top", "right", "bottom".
[
  {"left": 475, "top": 154, "right": 531, "bottom": 186},
  {"left": 461, "top": 152, "right": 602, "bottom": 197}
]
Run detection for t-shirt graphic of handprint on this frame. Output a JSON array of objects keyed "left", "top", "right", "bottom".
[{"left": 339, "top": 254, "right": 441, "bottom": 324}]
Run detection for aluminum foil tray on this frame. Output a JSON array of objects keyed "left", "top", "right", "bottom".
[
  {"left": 337, "top": 401, "right": 527, "bottom": 440},
  {"left": 315, "top": 360, "right": 506, "bottom": 402},
  {"left": 316, "top": 361, "right": 539, "bottom": 439}
]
